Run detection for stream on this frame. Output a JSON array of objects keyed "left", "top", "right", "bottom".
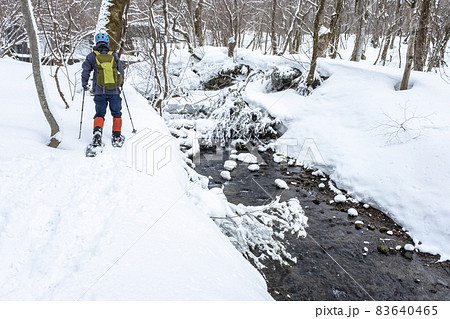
[{"left": 194, "top": 146, "right": 450, "bottom": 301}]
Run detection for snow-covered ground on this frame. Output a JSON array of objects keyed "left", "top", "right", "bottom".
[{"left": 0, "top": 58, "right": 272, "bottom": 300}]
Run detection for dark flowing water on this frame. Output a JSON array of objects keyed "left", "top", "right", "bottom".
[{"left": 195, "top": 148, "right": 450, "bottom": 301}]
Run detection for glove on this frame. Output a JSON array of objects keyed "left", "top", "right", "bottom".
[{"left": 83, "top": 85, "right": 89, "bottom": 91}]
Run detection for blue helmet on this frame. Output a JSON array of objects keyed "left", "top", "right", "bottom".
[{"left": 95, "top": 32, "right": 109, "bottom": 44}]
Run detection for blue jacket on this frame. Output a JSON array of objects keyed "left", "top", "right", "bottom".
[{"left": 81, "top": 42, "right": 125, "bottom": 95}]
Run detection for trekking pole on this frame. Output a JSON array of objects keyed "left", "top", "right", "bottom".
[
  {"left": 122, "top": 89, "right": 137, "bottom": 133},
  {"left": 78, "top": 88, "right": 86, "bottom": 139}
]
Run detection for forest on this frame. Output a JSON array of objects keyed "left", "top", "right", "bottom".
[{"left": 1, "top": 0, "right": 449, "bottom": 87}]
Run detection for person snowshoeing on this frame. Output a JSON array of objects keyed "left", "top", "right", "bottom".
[{"left": 82, "top": 32, "right": 125, "bottom": 154}]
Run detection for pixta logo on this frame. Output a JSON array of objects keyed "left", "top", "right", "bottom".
[
  {"left": 277, "top": 138, "right": 326, "bottom": 166},
  {"left": 192, "top": 139, "right": 267, "bottom": 166},
  {"left": 126, "top": 128, "right": 173, "bottom": 175}
]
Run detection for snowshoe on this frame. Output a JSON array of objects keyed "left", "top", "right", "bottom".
[
  {"left": 112, "top": 134, "right": 125, "bottom": 148},
  {"left": 86, "top": 129, "right": 104, "bottom": 157},
  {"left": 86, "top": 143, "right": 104, "bottom": 157}
]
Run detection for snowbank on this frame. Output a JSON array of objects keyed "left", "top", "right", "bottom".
[{"left": 0, "top": 58, "right": 272, "bottom": 300}]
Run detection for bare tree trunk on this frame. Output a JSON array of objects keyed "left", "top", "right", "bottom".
[
  {"left": 280, "top": 0, "right": 301, "bottom": 55},
  {"left": 264, "top": 30, "right": 269, "bottom": 53},
  {"left": 185, "top": 0, "right": 196, "bottom": 47},
  {"left": 379, "top": 0, "right": 401, "bottom": 65},
  {"left": 292, "top": 29, "right": 302, "bottom": 53},
  {"left": 54, "top": 66, "right": 70, "bottom": 109},
  {"left": 194, "top": 0, "right": 205, "bottom": 46},
  {"left": 390, "top": 0, "right": 402, "bottom": 50},
  {"left": 148, "top": 7, "right": 163, "bottom": 110},
  {"left": 374, "top": 35, "right": 386, "bottom": 65},
  {"left": 351, "top": 0, "right": 368, "bottom": 62},
  {"left": 253, "top": 14, "right": 265, "bottom": 51},
  {"left": 380, "top": 35, "right": 391, "bottom": 66},
  {"left": 371, "top": 0, "right": 382, "bottom": 48},
  {"left": 427, "top": 12, "right": 450, "bottom": 71},
  {"left": 271, "top": 0, "right": 278, "bottom": 55},
  {"left": 156, "top": 0, "right": 170, "bottom": 116},
  {"left": 414, "top": 0, "right": 432, "bottom": 71},
  {"left": 228, "top": 37, "right": 236, "bottom": 58},
  {"left": 20, "top": 0, "right": 61, "bottom": 148},
  {"left": 401, "top": 0, "right": 420, "bottom": 90},
  {"left": 307, "top": 0, "right": 326, "bottom": 86},
  {"left": 329, "top": 0, "right": 344, "bottom": 59},
  {"left": 162, "top": 0, "right": 169, "bottom": 94},
  {"left": 233, "top": 0, "right": 239, "bottom": 45},
  {"left": 438, "top": 20, "right": 450, "bottom": 63},
  {"left": 118, "top": 0, "right": 131, "bottom": 58},
  {"left": 101, "top": 0, "right": 131, "bottom": 53}
]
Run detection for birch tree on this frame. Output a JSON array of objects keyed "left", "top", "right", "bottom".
[{"left": 20, "top": 0, "right": 61, "bottom": 148}]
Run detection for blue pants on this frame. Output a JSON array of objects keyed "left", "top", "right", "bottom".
[{"left": 93, "top": 94, "right": 122, "bottom": 119}]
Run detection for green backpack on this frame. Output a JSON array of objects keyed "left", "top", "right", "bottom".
[{"left": 94, "top": 50, "right": 123, "bottom": 90}]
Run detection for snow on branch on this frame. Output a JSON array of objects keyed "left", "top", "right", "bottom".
[
  {"left": 212, "top": 196, "right": 308, "bottom": 269},
  {"left": 204, "top": 87, "right": 280, "bottom": 146},
  {"left": 96, "top": 0, "right": 113, "bottom": 34}
]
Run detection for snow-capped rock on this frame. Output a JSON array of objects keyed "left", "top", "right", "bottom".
[
  {"left": 274, "top": 179, "right": 289, "bottom": 189},
  {"left": 220, "top": 171, "right": 231, "bottom": 180},
  {"left": 224, "top": 160, "right": 237, "bottom": 170},
  {"left": 237, "top": 153, "right": 258, "bottom": 164},
  {"left": 312, "top": 169, "right": 325, "bottom": 177},
  {"left": 334, "top": 194, "right": 347, "bottom": 203},
  {"left": 248, "top": 164, "right": 260, "bottom": 172},
  {"left": 273, "top": 154, "right": 285, "bottom": 163},
  {"left": 347, "top": 208, "right": 358, "bottom": 217}
]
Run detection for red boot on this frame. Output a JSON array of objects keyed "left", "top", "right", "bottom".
[{"left": 112, "top": 117, "right": 125, "bottom": 147}]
